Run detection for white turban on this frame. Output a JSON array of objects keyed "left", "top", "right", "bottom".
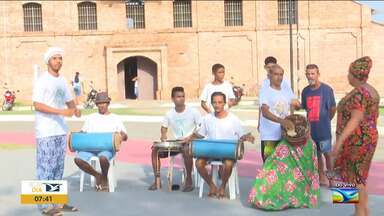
[{"left": 43, "top": 47, "right": 64, "bottom": 64}]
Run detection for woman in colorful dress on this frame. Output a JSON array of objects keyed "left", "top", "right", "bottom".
[
  {"left": 329, "top": 56, "right": 379, "bottom": 216},
  {"left": 248, "top": 115, "right": 320, "bottom": 210}
]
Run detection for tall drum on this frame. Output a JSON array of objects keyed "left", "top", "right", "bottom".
[
  {"left": 191, "top": 139, "right": 244, "bottom": 160},
  {"left": 68, "top": 132, "right": 122, "bottom": 152}
]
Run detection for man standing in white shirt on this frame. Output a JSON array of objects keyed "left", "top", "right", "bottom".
[
  {"left": 149, "top": 87, "right": 201, "bottom": 192},
  {"left": 74, "top": 92, "right": 128, "bottom": 192},
  {"left": 32, "top": 47, "right": 81, "bottom": 215},
  {"left": 200, "top": 64, "right": 238, "bottom": 113},
  {"left": 186, "top": 92, "right": 254, "bottom": 199},
  {"left": 259, "top": 64, "right": 301, "bottom": 162},
  {"left": 258, "top": 56, "right": 291, "bottom": 132}
]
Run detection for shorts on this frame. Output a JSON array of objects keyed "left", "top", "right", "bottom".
[
  {"left": 76, "top": 151, "right": 114, "bottom": 162},
  {"left": 315, "top": 139, "right": 332, "bottom": 153},
  {"left": 74, "top": 86, "right": 81, "bottom": 96},
  {"left": 261, "top": 140, "right": 279, "bottom": 162},
  {"left": 158, "top": 151, "right": 179, "bottom": 158}
]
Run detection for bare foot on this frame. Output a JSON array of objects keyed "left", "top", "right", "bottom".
[
  {"left": 95, "top": 174, "right": 102, "bottom": 191},
  {"left": 182, "top": 177, "right": 194, "bottom": 192},
  {"left": 98, "top": 176, "right": 109, "bottom": 192},
  {"left": 208, "top": 185, "right": 218, "bottom": 198},
  {"left": 217, "top": 187, "right": 226, "bottom": 199},
  {"left": 148, "top": 181, "right": 161, "bottom": 191}
]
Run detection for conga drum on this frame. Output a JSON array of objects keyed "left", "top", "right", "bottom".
[
  {"left": 68, "top": 132, "right": 122, "bottom": 152},
  {"left": 191, "top": 139, "right": 244, "bottom": 160}
]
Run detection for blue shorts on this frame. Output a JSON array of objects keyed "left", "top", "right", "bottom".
[
  {"left": 315, "top": 139, "right": 332, "bottom": 154},
  {"left": 76, "top": 151, "right": 114, "bottom": 162},
  {"left": 74, "top": 87, "right": 81, "bottom": 96}
]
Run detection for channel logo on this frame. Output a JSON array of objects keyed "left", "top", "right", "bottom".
[
  {"left": 43, "top": 183, "right": 62, "bottom": 192},
  {"left": 331, "top": 187, "right": 359, "bottom": 204}
]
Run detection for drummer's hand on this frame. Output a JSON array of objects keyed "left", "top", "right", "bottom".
[
  {"left": 160, "top": 135, "right": 167, "bottom": 142},
  {"left": 120, "top": 131, "right": 128, "bottom": 141},
  {"left": 281, "top": 119, "right": 295, "bottom": 131},
  {"left": 240, "top": 133, "right": 255, "bottom": 144},
  {"left": 182, "top": 136, "right": 192, "bottom": 144}
]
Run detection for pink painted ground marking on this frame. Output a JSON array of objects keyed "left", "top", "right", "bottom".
[{"left": 1, "top": 132, "right": 383, "bottom": 195}]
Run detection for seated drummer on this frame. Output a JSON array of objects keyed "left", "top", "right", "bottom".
[
  {"left": 74, "top": 92, "right": 128, "bottom": 192},
  {"left": 148, "top": 87, "right": 201, "bottom": 192},
  {"left": 185, "top": 91, "right": 254, "bottom": 199}
]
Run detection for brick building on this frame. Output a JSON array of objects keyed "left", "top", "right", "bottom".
[{"left": 0, "top": 0, "right": 383, "bottom": 102}]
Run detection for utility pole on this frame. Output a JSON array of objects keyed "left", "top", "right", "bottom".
[{"left": 289, "top": 0, "right": 294, "bottom": 91}]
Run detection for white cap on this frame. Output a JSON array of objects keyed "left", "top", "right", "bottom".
[{"left": 43, "top": 47, "right": 63, "bottom": 64}]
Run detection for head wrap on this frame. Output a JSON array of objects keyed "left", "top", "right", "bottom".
[
  {"left": 43, "top": 47, "right": 64, "bottom": 64},
  {"left": 349, "top": 56, "right": 372, "bottom": 81}
]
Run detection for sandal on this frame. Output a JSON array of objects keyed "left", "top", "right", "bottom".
[
  {"left": 95, "top": 184, "right": 102, "bottom": 191},
  {"left": 59, "top": 204, "right": 79, "bottom": 212},
  {"left": 96, "top": 185, "right": 109, "bottom": 192},
  {"left": 42, "top": 207, "right": 62, "bottom": 216}
]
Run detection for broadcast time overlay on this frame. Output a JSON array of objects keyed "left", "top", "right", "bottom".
[{"left": 20, "top": 180, "right": 68, "bottom": 204}]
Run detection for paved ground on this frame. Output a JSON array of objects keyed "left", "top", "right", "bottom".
[
  {"left": 1, "top": 149, "right": 384, "bottom": 216},
  {"left": 1, "top": 98, "right": 384, "bottom": 215}
]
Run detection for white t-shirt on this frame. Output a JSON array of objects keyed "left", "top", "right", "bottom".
[
  {"left": 32, "top": 72, "right": 73, "bottom": 138},
  {"left": 82, "top": 113, "right": 127, "bottom": 133},
  {"left": 261, "top": 78, "right": 292, "bottom": 94},
  {"left": 197, "top": 112, "right": 245, "bottom": 140},
  {"left": 199, "top": 81, "right": 235, "bottom": 111},
  {"left": 259, "top": 85, "right": 295, "bottom": 141},
  {"left": 162, "top": 106, "right": 201, "bottom": 139}
]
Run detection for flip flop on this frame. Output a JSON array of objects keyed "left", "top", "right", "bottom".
[
  {"left": 95, "top": 184, "right": 102, "bottom": 191},
  {"left": 42, "top": 207, "right": 62, "bottom": 216},
  {"left": 59, "top": 204, "right": 79, "bottom": 212},
  {"left": 97, "top": 185, "right": 109, "bottom": 192}
]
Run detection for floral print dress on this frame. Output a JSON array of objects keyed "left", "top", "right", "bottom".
[
  {"left": 334, "top": 86, "right": 379, "bottom": 185},
  {"left": 248, "top": 139, "right": 320, "bottom": 210}
]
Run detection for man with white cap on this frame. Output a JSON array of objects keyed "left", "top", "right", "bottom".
[{"left": 33, "top": 47, "right": 81, "bottom": 215}]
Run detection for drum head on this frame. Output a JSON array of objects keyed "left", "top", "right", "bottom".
[
  {"left": 67, "top": 133, "right": 74, "bottom": 152},
  {"left": 153, "top": 140, "right": 183, "bottom": 149},
  {"left": 113, "top": 132, "right": 122, "bottom": 152},
  {"left": 236, "top": 141, "right": 244, "bottom": 160}
]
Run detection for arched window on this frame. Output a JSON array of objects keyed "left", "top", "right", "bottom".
[
  {"left": 23, "top": 3, "right": 43, "bottom": 32},
  {"left": 78, "top": 1, "right": 98, "bottom": 30}
]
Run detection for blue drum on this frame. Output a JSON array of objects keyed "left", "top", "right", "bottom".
[
  {"left": 191, "top": 139, "right": 244, "bottom": 160},
  {"left": 68, "top": 132, "right": 122, "bottom": 152}
]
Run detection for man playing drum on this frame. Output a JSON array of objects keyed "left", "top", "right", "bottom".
[
  {"left": 148, "top": 87, "right": 201, "bottom": 192},
  {"left": 74, "top": 92, "right": 127, "bottom": 192},
  {"left": 185, "top": 92, "right": 254, "bottom": 199}
]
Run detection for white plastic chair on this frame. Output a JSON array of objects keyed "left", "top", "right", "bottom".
[
  {"left": 79, "top": 156, "right": 116, "bottom": 192},
  {"left": 198, "top": 161, "right": 240, "bottom": 200},
  {"left": 179, "top": 158, "right": 199, "bottom": 188}
]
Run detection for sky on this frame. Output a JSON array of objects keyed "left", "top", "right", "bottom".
[{"left": 357, "top": 0, "right": 384, "bottom": 23}]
